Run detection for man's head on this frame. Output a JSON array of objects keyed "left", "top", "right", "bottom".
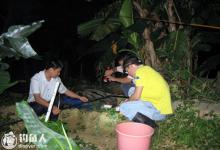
[
  {"left": 45, "top": 60, "right": 63, "bottom": 78},
  {"left": 114, "top": 51, "right": 134, "bottom": 67},
  {"left": 123, "top": 55, "right": 142, "bottom": 77}
]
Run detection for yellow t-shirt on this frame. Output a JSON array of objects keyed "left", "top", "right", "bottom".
[{"left": 135, "top": 66, "right": 173, "bottom": 114}]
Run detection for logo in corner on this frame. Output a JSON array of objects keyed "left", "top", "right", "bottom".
[{"left": 1, "top": 131, "right": 17, "bottom": 149}]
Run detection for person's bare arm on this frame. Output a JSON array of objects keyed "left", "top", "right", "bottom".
[
  {"left": 129, "top": 86, "right": 143, "bottom": 101},
  {"left": 64, "top": 89, "right": 88, "bottom": 102},
  {"left": 34, "top": 94, "right": 49, "bottom": 107},
  {"left": 107, "top": 76, "right": 132, "bottom": 84},
  {"left": 104, "top": 69, "right": 114, "bottom": 76},
  {"left": 33, "top": 94, "right": 60, "bottom": 115}
]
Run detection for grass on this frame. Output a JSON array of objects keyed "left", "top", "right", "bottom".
[
  {"left": 73, "top": 136, "right": 99, "bottom": 150},
  {"left": 152, "top": 104, "right": 220, "bottom": 150}
]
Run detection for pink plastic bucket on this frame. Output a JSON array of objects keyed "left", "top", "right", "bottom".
[{"left": 116, "top": 122, "right": 154, "bottom": 150}]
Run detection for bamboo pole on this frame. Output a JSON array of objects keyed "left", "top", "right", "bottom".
[{"left": 136, "top": 16, "right": 220, "bottom": 30}]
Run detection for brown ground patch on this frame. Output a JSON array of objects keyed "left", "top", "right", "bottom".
[{"left": 59, "top": 109, "right": 124, "bottom": 150}]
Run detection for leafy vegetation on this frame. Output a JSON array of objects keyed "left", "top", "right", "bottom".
[
  {"left": 77, "top": 0, "right": 220, "bottom": 91},
  {"left": 40, "top": 117, "right": 68, "bottom": 136},
  {"left": 16, "top": 101, "right": 80, "bottom": 150},
  {"left": 152, "top": 104, "right": 220, "bottom": 149},
  {"left": 0, "top": 20, "right": 43, "bottom": 94},
  {"left": 74, "top": 136, "right": 99, "bottom": 150}
]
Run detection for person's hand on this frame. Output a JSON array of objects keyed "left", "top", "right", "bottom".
[
  {"left": 124, "top": 99, "right": 129, "bottom": 102},
  {"left": 79, "top": 96, "right": 88, "bottom": 102},
  {"left": 104, "top": 69, "right": 114, "bottom": 76},
  {"left": 52, "top": 106, "right": 61, "bottom": 115},
  {"left": 119, "top": 98, "right": 129, "bottom": 105}
]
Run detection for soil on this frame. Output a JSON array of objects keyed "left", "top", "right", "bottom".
[{"left": 59, "top": 109, "right": 124, "bottom": 150}]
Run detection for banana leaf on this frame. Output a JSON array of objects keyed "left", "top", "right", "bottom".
[
  {"left": 127, "top": 32, "right": 141, "bottom": 50},
  {"left": 4, "top": 20, "right": 44, "bottom": 38},
  {"left": 0, "top": 20, "right": 44, "bottom": 59},
  {"left": 6, "top": 37, "right": 36, "bottom": 58},
  {"left": 119, "top": 0, "right": 133, "bottom": 28},
  {"left": 77, "top": 18, "right": 121, "bottom": 41},
  {"left": 77, "top": 18, "right": 105, "bottom": 38},
  {"left": 0, "top": 70, "right": 18, "bottom": 94},
  {"left": 91, "top": 19, "right": 121, "bottom": 41},
  {"left": 16, "top": 101, "right": 80, "bottom": 150}
]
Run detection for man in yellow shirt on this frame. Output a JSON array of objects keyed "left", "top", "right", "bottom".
[{"left": 119, "top": 55, "right": 173, "bottom": 127}]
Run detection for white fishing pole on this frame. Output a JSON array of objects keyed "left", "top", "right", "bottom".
[{"left": 45, "top": 82, "right": 60, "bottom": 122}]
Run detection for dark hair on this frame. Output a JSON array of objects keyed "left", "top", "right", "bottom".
[
  {"left": 45, "top": 60, "right": 63, "bottom": 70},
  {"left": 114, "top": 51, "right": 135, "bottom": 66},
  {"left": 123, "top": 55, "right": 142, "bottom": 69}
]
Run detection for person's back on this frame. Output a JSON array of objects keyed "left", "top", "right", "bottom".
[{"left": 135, "top": 65, "right": 172, "bottom": 114}]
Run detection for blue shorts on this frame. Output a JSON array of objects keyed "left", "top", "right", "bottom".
[
  {"left": 62, "top": 96, "right": 91, "bottom": 109},
  {"left": 119, "top": 100, "right": 166, "bottom": 121}
]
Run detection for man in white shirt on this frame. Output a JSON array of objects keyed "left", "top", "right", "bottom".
[{"left": 27, "top": 60, "right": 88, "bottom": 120}]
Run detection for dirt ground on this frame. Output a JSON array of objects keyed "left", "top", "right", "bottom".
[{"left": 59, "top": 109, "right": 124, "bottom": 150}]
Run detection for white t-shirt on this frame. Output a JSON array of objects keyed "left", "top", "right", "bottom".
[{"left": 27, "top": 70, "right": 67, "bottom": 103}]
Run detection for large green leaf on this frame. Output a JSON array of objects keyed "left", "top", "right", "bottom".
[
  {"left": 0, "top": 20, "right": 44, "bottom": 59},
  {"left": 77, "top": 18, "right": 121, "bottom": 41},
  {"left": 77, "top": 18, "right": 105, "bottom": 38},
  {"left": 91, "top": 19, "right": 121, "bottom": 41},
  {"left": 0, "top": 70, "right": 18, "bottom": 94},
  {"left": 6, "top": 37, "right": 37, "bottom": 58},
  {"left": 6, "top": 20, "right": 44, "bottom": 38},
  {"left": 119, "top": 0, "right": 134, "bottom": 28},
  {"left": 156, "top": 30, "right": 189, "bottom": 71},
  {"left": 127, "top": 32, "right": 141, "bottom": 50},
  {"left": 0, "top": 42, "right": 19, "bottom": 59},
  {"left": 16, "top": 101, "right": 80, "bottom": 150}
]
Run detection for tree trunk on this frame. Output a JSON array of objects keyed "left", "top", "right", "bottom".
[
  {"left": 167, "top": 0, "right": 176, "bottom": 32},
  {"left": 143, "top": 28, "right": 159, "bottom": 68},
  {"left": 133, "top": 1, "right": 161, "bottom": 69}
]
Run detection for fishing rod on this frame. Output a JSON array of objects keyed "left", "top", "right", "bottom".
[
  {"left": 116, "top": 14, "right": 220, "bottom": 30},
  {"left": 137, "top": 16, "right": 220, "bottom": 30},
  {"left": 87, "top": 94, "right": 128, "bottom": 103},
  {"left": 0, "top": 94, "right": 128, "bottom": 128}
]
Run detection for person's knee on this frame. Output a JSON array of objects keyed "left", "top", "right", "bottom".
[
  {"left": 119, "top": 103, "right": 126, "bottom": 111},
  {"left": 29, "top": 103, "right": 46, "bottom": 115}
]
